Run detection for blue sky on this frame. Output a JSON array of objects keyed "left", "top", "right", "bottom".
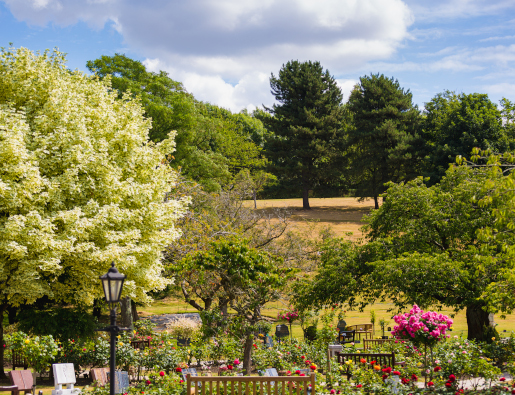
[{"left": 1, "top": 0, "right": 515, "bottom": 112}]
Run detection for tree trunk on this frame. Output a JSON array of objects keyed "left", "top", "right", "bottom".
[
  {"left": 466, "top": 304, "right": 490, "bottom": 342},
  {"left": 374, "top": 196, "right": 379, "bottom": 209},
  {"left": 0, "top": 304, "right": 7, "bottom": 379},
  {"left": 93, "top": 298, "right": 102, "bottom": 319},
  {"left": 6, "top": 306, "right": 17, "bottom": 325},
  {"left": 120, "top": 297, "right": 133, "bottom": 330},
  {"left": 302, "top": 187, "right": 310, "bottom": 210},
  {"left": 131, "top": 300, "right": 139, "bottom": 323},
  {"left": 253, "top": 191, "right": 257, "bottom": 209},
  {"left": 242, "top": 334, "right": 254, "bottom": 375}
]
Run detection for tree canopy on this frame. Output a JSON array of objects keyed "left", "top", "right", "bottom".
[
  {"left": 262, "top": 60, "right": 345, "bottom": 209},
  {"left": 346, "top": 74, "right": 422, "bottom": 209},
  {"left": 298, "top": 165, "right": 509, "bottom": 341},
  {"left": 0, "top": 47, "right": 187, "bottom": 376}
]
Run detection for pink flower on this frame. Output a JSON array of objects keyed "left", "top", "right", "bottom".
[
  {"left": 234, "top": 359, "right": 240, "bottom": 365},
  {"left": 330, "top": 390, "right": 336, "bottom": 394}
]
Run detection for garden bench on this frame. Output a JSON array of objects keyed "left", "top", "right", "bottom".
[
  {"left": 186, "top": 373, "right": 316, "bottom": 395},
  {"left": 107, "top": 371, "right": 129, "bottom": 394},
  {"left": 11, "top": 350, "right": 28, "bottom": 370},
  {"left": 336, "top": 352, "right": 396, "bottom": 381},
  {"left": 130, "top": 339, "right": 150, "bottom": 350},
  {"left": 363, "top": 339, "right": 393, "bottom": 351},
  {"left": 7, "top": 370, "right": 34, "bottom": 395},
  {"left": 52, "top": 363, "right": 80, "bottom": 395}
]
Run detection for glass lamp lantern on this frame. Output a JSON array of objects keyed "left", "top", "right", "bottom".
[{"left": 100, "top": 262, "right": 126, "bottom": 308}]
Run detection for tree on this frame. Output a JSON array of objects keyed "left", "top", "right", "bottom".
[
  {"left": 0, "top": 47, "right": 186, "bottom": 377},
  {"left": 299, "top": 165, "right": 508, "bottom": 341},
  {"left": 181, "top": 238, "right": 293, "bottom": 374},
  {"left": 422, "top": 91, "right": 511, "bottom": 184},
  {"left": 262, "top": 60, "right": 344, "bottom": 209},
  {"left": 87, "top": 55, "right": 268, "bottom": 192},
  {"left": 346, "top": 74, "right": 422, "bottom": 209}
]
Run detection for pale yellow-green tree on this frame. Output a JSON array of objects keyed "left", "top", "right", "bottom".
[{"left": 0, "top": 47, "right": 187, "bottom": 377}]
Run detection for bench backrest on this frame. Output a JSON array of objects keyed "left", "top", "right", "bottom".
[
  {"left": 186, "top": 373, "right": 316, "bottom": 395},
  {"left": 363, "top": 339, "right": 394, "bottom": 351},
  {"left": 347, "top": 324, "right": 372, "bottom": 332},
  {"left": 9, "top": 370, "right": 33, "bottom": 394},
  {"left": 11, "top": 349, "right": 29, "bottom": 370},
  {"left": 108, "top": 371, "right": 129, "bottom": 394},
  {"left": 130, "top": 339, "right": 150, "bottom": 350},
  {"left": 336, "top": 352, "right": 395, "bottom": 380}
]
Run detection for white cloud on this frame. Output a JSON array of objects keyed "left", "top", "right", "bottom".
[
  {"left": 336, "top": 79, "right": 359, "bottom": 103},
  {"left": 2, "top": 0, "right": 414, "bottom": 111}
]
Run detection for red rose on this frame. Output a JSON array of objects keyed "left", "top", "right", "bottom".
[
  {"left": 511, "top": 390, "right": 515, "bottom": 395},
  {"left": 301, "top": 356, "right": 305, "bottom": 359},
  {"left": 382, "top": 367, "right": 392, "bottom": 374},
  {"left": 227, "top": 365, "right": 233, "bottom": 370},
  {"left": 295, "top": 370, "right": 301, "bottom": 375},
  {"left": 428, "top": 382, "right": 434, "bottom": 386},
  {"left": 434, "top": 366, "right": 442, "bottom": 372},
  {"left": 392, "top": 371, "right": 401, "bottom": 376},
  {"left": 145, "top": 380, "right": 151, "bottom": 385},
  {"left": 176, "top": 367, "right": 182, "bottom": 373},
  {"left": 360, "top": 358, "right": 366, "bottom": 364},
  {"left": 382, "top": 375, "right": 388, "bottom": 381},
  {"left": 445, "top": 383, "right": 452, "bottom": 388},
  {"left": 370, "top": 361, "right": 376, "bottom": 365},
  {"left": 310, "top": 365, "right": 316, "bottom": 371},
  {"left": 299, "top": 374, "right": 306, "bottom": 377},
  {"left": 501, "top": 378, "right": 506, "bottom": 382},
  {"left": 412, "top": 374, "right": 418, "bottom": 381},
  {"left": 356, "top": 385, "right": 362, "bottom": 388},
  {"left": 159, "top": 371, "right": 165, "bottom": 377},
  {"left": 449, "top": 374, "right": 456, "bottom": 383}
]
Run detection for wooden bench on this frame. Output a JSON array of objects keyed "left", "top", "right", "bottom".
[
  {"left": 130, "top": 339, "right": 150, "bottom": 350},
  {"left": 363, "top": 339, "right": 394, "bottom": 351},
  {"left": 12, "top": 350, "right": 28, "bottom": 370},
  {"left": 346, "top": 324, "right": 372, "bottom": 341},
  {"left": 336, "top": 352, "right": 396, "bottom": 381},
  {"left": 8, "top": 370, "right": 34, "bottom": 395},
  {"left": 186, "top": 373, "right": 316, "bottom": 395}
]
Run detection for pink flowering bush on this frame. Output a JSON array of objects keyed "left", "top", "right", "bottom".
[
  {"left": 391, "top": 305, "right": 453, "bottom": 347},
  {"left": 277, "top": 310, "right": 299, "bottom": 323}
]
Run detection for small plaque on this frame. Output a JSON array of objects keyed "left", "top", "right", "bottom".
[{"left": 53, "top": 364, "right": 76, "bottom": 386}]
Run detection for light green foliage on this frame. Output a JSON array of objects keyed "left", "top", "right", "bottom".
[
  {"left": 5, "top": 331, "right": 58, "bottom": 373},
  {"left": 0, "top": 47, "right": 187, "bottom": 308},
  {"left": 299, "top": 166, "right": 509, "bottom": 341}
]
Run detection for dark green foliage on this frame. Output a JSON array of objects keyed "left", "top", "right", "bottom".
[
  {"left": 261, "top": 60, "right": 345, "bottom": 209},
  {"left": 17, "top": 308, "right": 97, "bottom": 341},
  {"left": 346, "top": 74, "right": 423, "bottom": 208},
  {"left": 422, "top": 91, "right": 510, "bottom": 183}
]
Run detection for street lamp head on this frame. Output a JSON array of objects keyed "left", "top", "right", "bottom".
[{"left": 100, "top": 262, "right": 126, "bottom": 307}]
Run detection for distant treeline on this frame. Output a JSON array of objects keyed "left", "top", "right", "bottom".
[{"left": 87, "top": 55, "right": 515, "bottom": 208}]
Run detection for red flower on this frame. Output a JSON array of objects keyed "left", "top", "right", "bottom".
[
  {"left": 180, "top": 380, "right": 184, "bottom": 384},
  {"left": 356, "top": 385, "right": 362, "bottom": 388},
  {"left": 501, "top": 378, "right": 507, "bottom": 382},
  {"left": 360, "top": 358, "right": 366, "bottom": 364},
  {"left": 382, "top": 375, "right": 388, "bottom": 381},
  {"left": 411, "top": 374, "right": 418, "bottom": 381},
  {"left": 227, "top": 365, "right": 233, "bottom": 370},
  {"left": 382, "top": 367, "right": 392, "bottom": 374},
  {"left": 392, "top": 371, "right": 401, "bottom": 376},
  {"left": 449, "top": 374, "right": 456, "bottom": 383},
  {"left": 145, "top": 380, "right": 151, "bottom": 385},
  {"left": 299, "top": 374, "right": 306, "bottom": 377},
  {"left": 445, "top": 383, "right": 452, "bottom": 388},
  {"left": 310, "top": 365, "right": 316, "bottom": 371},
  {"left": 295, "top": 370, "right": 301, "bottom": 375},
  {"left": 176, "top": 367, "right": 182, "bottom": 373},
  {"left": 511, "top": 390, "right": 515, "bottom": 395},
  {"left": 427, "top": 382, "right": 434, "bottom": 387},
  {"left": 370, "top": 360, "right": 376, "bottom": 365},
  {"left": 434, "top": 366, "right": 442, "bottom": 372},
  {"left": 159, "top": 371, "right": 165, "bottom": 377},
  {"left": 301, "top": 356, "right": 305, "bottom": 359}
]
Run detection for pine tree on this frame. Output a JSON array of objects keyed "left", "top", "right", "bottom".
[
  {"left": 262, "top": 60, "right": 344, "bottom": 209},
  {"left": 346, "top": 74, "right": 422, "bottom": 209}
]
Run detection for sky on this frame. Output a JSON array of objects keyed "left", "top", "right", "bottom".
[{"left": 1, "top": 0, "right": 515, "bottom": 113}]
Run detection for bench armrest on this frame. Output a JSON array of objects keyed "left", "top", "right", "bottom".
[{"left": 0, "top": 386, "right": 18, "bottom": 391}]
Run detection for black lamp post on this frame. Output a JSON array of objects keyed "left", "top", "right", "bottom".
[{"left": 97, "top": 262, "right": 128, "bottom": 395}]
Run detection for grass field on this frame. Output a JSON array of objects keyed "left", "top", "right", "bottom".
[{"left": 143, "top": 197, "right": 515, "bottom": 339}]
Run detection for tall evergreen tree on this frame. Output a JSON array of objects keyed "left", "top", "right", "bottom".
[
  {"left": 346, "top": 74, "right": 422, "bottom": 209},
  {"left": 261, "top": 60, "right": 344, "bottom": 209}
]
